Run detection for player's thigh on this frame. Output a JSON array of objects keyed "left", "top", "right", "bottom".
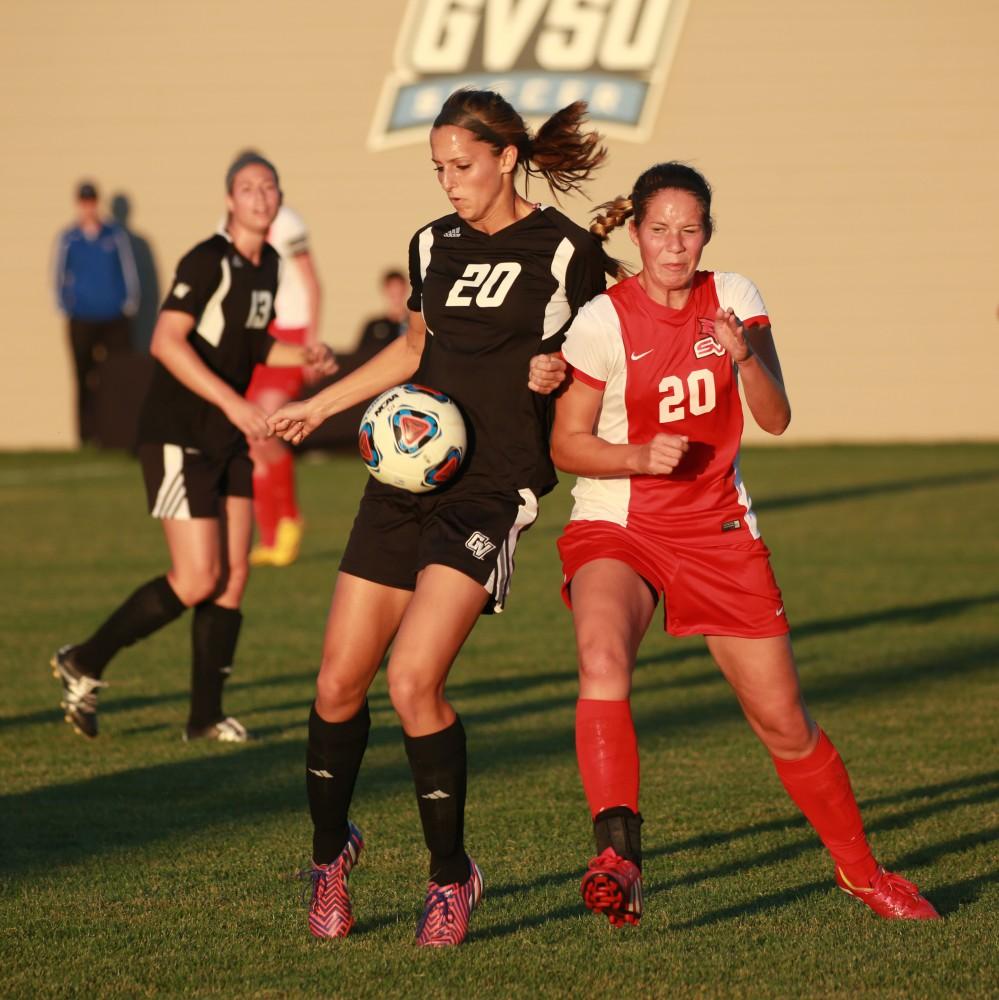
[
  {"left": 706, "top": 634, "right": 814, "bottom": 754},
  {"left": 314, "top": 571, "right": 413, "bottom": 721},
  {"left": 386, "top": 563, "right": 489, "bottom": 697},
  {"left": 571, "top": 558, "right": 656, "bottom": 699},
  {"left": 215, "top": 495, "right": 254, "bottom": 607},
  {"left": 161, "top": 516, "right": 221, "bottom": 603}
]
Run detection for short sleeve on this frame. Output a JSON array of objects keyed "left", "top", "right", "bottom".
[
  {"left": 565, "top": 234, "right": 608, "bottom": 311},
  {"left": 406, "top": 229, "right": 425, "bottom": 313},
  {"left": 272, "top": 206, "right": 309, "bottom": 258},
  {"left": 714, "top": 272, "right": 769, "bottom": 328},
  {"left": 161, "top": 244, "right": 221, "bottom": 318},
  {"left": 560, "top": 294, "right": 620, "bottom": 390}
]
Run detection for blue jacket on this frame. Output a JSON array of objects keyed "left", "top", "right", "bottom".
[{"left": 54, "top": 222, "right": 139, "bottom": 321}]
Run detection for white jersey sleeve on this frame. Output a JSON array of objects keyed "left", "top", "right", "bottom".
[
  {"left": 268, "top": 206, "right": 309, "bottom": 259},
  {"left": 714, "top": 272, "right": 769, "bottom": 327},
  {"left": 560, "top": 294, "right": 623, "bottom": 388},
  {"left": 268, "top": 206, "right": 313, "bottom": 329}
]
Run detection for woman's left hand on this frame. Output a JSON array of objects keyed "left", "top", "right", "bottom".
[
  {"left": 713, "top": 307, "right": 752, "bottom": 365},
  {"left": 528, "top": 352, "right": 567, "bottom": 394},
  {"left": 304, "top": 343, "right": 339, "bottom": 380}
]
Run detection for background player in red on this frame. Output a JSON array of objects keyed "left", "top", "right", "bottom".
[
  {"left": 268, "top": 90, "right": 612, "bottom": 947},
  {"left": 51, "top": 153, "right": 335, "bottom": 742},
  {"left": 246, "top": 196, "right": 330, "bottom": 568},
  {"left": 544, "top": 162, "right": 939, "bottom": 926}
]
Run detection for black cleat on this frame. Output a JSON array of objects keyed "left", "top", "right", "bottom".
[
  {"left": 51, "top": 645, "right": 105, "bottom": 739},
  {"left": 183, "top": 716, "right": 251, "bottom": 743}
]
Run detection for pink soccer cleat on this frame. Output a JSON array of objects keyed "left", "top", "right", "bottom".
[
  {"left": 836, "top": 865, "right": 940, "bottom": 920},
  {"left": 303, "top": 822, "right": 364, "bottom": 938},
  {"left": 415, "top": 858, "right": 484, "bottom": 947},
  {"left": 581, "top": 847, "right": 643, "bottom": 927}
]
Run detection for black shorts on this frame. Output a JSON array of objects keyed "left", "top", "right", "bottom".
[
  {"left": 138, "top": 442, "right": 252, "bottom": 520},
  {"left": 339, "top": 481, "right": 540, "bottom": 613}
]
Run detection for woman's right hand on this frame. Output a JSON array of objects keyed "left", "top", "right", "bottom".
[
  {"left": 224, "top": 396, "right": 272, "bottom": 441},
  {"left": 632, "top": 433, "right": 689, "bottom": 475},
  {"left": 267, "top": 398, "right": 323, "bottom": 445}
]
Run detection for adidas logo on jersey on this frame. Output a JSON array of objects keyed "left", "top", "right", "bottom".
[{"left": 443, "top": 227, "right": 461, "bottom": 237}]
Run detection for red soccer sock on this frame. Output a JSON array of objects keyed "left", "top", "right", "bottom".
[
  {"left": 771, "top": 729, "right": 878, "bottom": 886},
  {"left": 576, "top": 698, "right": 640, "bottom": 818},
  {"left": 270, "top": 448, "right": 299, "bottom": 524},
  {"left": 253, "top": 466, "right": 279, "bottom": 547}
]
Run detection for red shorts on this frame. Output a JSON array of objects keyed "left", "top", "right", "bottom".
[
  {"left": 246, "top": 324, "right": 307, "bottom": 401},
  {"left": 557, "top": 518, "right": 789, "bottom": 639}
]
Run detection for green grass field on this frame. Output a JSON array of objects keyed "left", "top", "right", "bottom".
[{"left": 1, "top": 445, "right": 997, "bottom": 999}]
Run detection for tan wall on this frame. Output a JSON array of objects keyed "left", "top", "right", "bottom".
[{"left": 3, "top": 0, "right": 997, "bottom": 448}]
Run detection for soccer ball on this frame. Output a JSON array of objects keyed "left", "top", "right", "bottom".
[{"left": 358, "top": 384, "right": 467, "bottom": 493}]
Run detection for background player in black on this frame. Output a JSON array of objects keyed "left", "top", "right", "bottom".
[
  {"left": 269, "top": 90, "right": 613, "bottom": 947},
  {"left": 51, "top": 153, "right": 334, "bottom": 742}
]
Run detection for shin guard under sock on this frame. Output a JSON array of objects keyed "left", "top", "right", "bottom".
[
  {"left": 576, "top": 698, "right": 640, "bottom": 818},
  {"left": 594, "top": 806, "right": 644, "bottom": 868},
  {"left": 772, "top": 729, "right": 878, "bottom": 886},
  {"left": 404, "top": 717, "right": 470, "bottom": 885},
  {"left": 188, "top": 603, "right": 242, "bottom": 729},
  {"left": 307, "top": 701, "right": 371, "bottom": 864},
  {"left": 74, "top": 576, "right": 186, "bottom": 677}
]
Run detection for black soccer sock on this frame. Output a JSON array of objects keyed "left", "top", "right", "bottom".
[
  {"left": 308, "top": 701, "right": 371, "bottom": 864},
  {"left": 74, "top": 575, "right": 187, "bottom": 678},
  {"left": 594, "top": 806, "right": 644, "bottom": 869},
  {"left": 188, "top": 603, "right": 242, "bottom": 730},
  {"left": 404, "top": 716, "right": 470, "bottom": 886}
]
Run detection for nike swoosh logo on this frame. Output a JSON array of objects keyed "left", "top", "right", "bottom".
[
  {"left": 630, "top": 349, "right": 654, "bottom": 361},
  {"left": 776, "top": 606, "right": 785, "bottom": 616}
]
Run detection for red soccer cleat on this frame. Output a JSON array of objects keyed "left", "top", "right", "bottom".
[
  {"left": 415, "top": 858, "right": 484, "bottom": 947},
  {"left": 581, "top": 847, "right": 643, "bottom": 927},
  {"left": 836, "top": 865, "right": 940, "bottom": 920},
  {"left": 302, "top": 822, "right": 364, "bottom": 938}
]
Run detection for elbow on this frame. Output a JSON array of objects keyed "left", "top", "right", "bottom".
[{"left": 768, "top": 405, "right": 792, "bottom": 437}]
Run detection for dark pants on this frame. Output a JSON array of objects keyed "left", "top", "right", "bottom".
[{"left": 68, "top": 315, "right": 132, "bottom": 444}]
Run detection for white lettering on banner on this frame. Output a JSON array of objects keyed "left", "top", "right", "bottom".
[{"left": 369, "top": 0, "right": 690, "bottom": 149}]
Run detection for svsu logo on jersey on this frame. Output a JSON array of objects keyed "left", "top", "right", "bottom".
[
  {"left": 368, "top": 0, "right": 691, "bottom": 149},
  {"left": 694, "top": 317, "right": 725, "bottom": 358}
]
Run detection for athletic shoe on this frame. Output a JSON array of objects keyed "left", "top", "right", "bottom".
[
  {"left": 415, "top": 858, "right": 484, "bottom": 947},
  {"left": 581, "top": 846, "right": 643, "bottom": 927},
  {"left": 248, "top": 543, "right": 279, "bottom": 567},
  {"left": 301, "top": 822, "right": 364, "bottom": 939},
  {"left": 183, "top": 716, "right": 251, "bottom": 743},
  {"left": 836, "top": 866, "right": 940, "bottom": 920},
  {"left": 51, "top": 645, "right": 105, "bottom": 739},
  {"left": 271, "top": 518, "right": 304, "bottom": 567}
]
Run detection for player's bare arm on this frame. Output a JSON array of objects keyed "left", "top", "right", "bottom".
[
  {"left": 713, "top": 308, "right": 791, "bottom": 435},
  {"left": 150, "top": 309, "right": 270, "bottom": 440},
  {"left": 268, "top": 311, "right": 427, "bottom": 445},
  {"left": 527, "top": 351, "right": 568, "bottom": 394},
  {"left": 551, "top": 376, "right": 689, "bottom": 477},
  {"left": 266, "top": 339, "right": 337, "bottom": 377}
]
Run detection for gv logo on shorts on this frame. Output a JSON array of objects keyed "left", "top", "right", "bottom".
[
  {"left": 465, "top": 531, "right": 496, "bottom": 560},
  {"left": 368, "top": 0, "right": 691, "bottom": 149}
]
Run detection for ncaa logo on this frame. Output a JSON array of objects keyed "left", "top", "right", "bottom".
[{"left": 369, "top": 0, "right": 691, "bottom": 149}]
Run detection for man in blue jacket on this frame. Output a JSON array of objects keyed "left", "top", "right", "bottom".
[{"left": 54, "top": 181, "right": 139, "bottom": 444}]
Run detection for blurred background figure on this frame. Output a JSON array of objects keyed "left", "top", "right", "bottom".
[
  {"left": 247, "top": 192, "right": 329, "bottom": 568},
  {"left": 357, "top": 269, "right": 409, "bottom": 351},
  {"left": 53, "top": 180, "right": 139, "bottom": 446}
]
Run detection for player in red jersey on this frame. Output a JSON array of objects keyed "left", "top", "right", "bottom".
[{"left": 539, "top": 162, "right": 939, "bottom": 926}]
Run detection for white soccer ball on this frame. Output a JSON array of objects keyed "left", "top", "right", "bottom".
[{"left": 358, "top": 384, "right": 467, "bottom": 493}]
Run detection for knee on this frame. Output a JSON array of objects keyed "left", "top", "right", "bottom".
[
  {"left": 315, "top": 664, "right": 369, "bottom": 719},
  {"left": 221, "top": 558, "right": 250, "bottom": 600},
  {"left": 577, "top": 639, "right": 632, "bottom": 694},
  {"left": 751, "top": 702, "right": 815, "bottom": 758},
  {"left": 386, "top": 669, "right": 442, "bottom": 721},
  {"left": 168, "top": 566, "right": 220, "bottom": 607}
]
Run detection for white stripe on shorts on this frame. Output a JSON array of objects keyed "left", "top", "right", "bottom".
[
  {"left": 151, "top": 444, "right": 191, "bottom": 520},
  {"left": 485, "top": 488, "right": 539, "bottom": 613}
]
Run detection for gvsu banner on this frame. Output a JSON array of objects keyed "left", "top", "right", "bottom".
[{"left": 369, "top": 0, "right": 690, "bottom": 149}]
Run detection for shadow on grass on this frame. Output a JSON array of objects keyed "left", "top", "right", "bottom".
[
  {"left": 754, "top": 467, "right": 999, "bottom": 514},
  {"left": 1, "top": 629, "right": 996, "bottom": 882}
]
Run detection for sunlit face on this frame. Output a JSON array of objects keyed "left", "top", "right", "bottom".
[
  {"left": 225, "top": 163, "right": 281, "bottom": 235},
  {"left": 630, "top": 188, "right": 710, "bottom": 295},
  {"left": 429, "top": 125, "right": 517, "bottom": 226}
]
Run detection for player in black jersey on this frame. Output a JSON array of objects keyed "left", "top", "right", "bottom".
[
  {"left": 51, "top": 153, "right": 334, "bottom": 743},
  {"left": 268, "top": 90, "right": 615, "bottom": 947}
]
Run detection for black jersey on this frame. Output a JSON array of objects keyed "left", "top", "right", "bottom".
[
  {"left": 138, "top": 233, "right": 279, "bottom": 454},
  {"left": 407, "top": 206, "right": 606, "bottom": 496}
]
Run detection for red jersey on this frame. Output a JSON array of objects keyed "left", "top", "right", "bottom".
[{"left": 561, "top": 271, "right": 770, "bottom": 534}]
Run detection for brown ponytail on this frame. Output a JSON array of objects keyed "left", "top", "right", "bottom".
[{"left": 433, "top": 90, "right": 606, "bottom": 198}]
